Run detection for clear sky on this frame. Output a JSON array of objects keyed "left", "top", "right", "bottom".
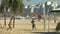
[
  {"left": 23, "top": 0, "right": 60, "bottom": 6},
  {"left": 0, "top": 0, "right": 60, "bottom": 6}
]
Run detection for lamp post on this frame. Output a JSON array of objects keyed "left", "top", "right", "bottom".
[
  {"left": 47, "top": 1, "right": 51, "bottom": 32},
  {"left": 25, "top": 6, "right": 28, "bottom": 17},
  {"left": 42, "top": 3, "right": 46, "bottom": 32}
]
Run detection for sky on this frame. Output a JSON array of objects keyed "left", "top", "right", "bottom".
[
  {"left": 0, "top": 0, "right": 60, "bottom": 6},
  {"left": 23, "top": 0, "right": 60, "bottom": 6}
]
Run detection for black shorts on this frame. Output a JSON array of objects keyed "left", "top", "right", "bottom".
[{"left": 32, "top": 24, "right": 35, "bottom": 28}]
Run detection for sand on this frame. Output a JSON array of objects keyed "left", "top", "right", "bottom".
[{"left": 0, "top": 19, "right": 58, "bottom": 34}]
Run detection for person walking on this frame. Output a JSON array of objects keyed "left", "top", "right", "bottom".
[{"left": 7, "top": 21, "right": 12, "bottom": 31}]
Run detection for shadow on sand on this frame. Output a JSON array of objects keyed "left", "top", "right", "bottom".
[
  {"left": 30, "top": 32, "right": 60, "bottom": 34},
  {"left": 22, "top": 29, "right": 60, "bottom": 34}
]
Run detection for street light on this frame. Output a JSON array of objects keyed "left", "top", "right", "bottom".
[
  {"left": 47, "top": 1, "right": 51, "bottom": 32},
  {"left": 47, "top": 1, "right": 51, "bottom": 5},
  {"left": 42, "top": 3, "right": 46, "bottom": 32},
  {"left": 25, "top": 6, "right": 28, "bottom": 9}
]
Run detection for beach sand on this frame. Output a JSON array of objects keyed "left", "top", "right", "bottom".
[{"left": 0, "top": 19, "right": 58, "bottom": 34}]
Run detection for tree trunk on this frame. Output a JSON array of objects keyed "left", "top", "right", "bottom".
[
  {"left": 4, "top": 13, "right": 6, "bottom": 27},
  {"left": 13, "top": 14, "right": 15, "bottom": 28},
  {"left": 4, "top": 7, "right": 7, "bottom": 27},
  {"left": 4, "top": 7, "right": 8, "bottom": 27}
]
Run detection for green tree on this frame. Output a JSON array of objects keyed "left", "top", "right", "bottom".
[
  {"left": 1, "top": 0, "right": 31, "bottom": 28},
  {"left": 1, "top": 0, "right": 9, "bottom": 27}
]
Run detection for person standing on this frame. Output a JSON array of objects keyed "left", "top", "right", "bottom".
[
  {"left": 31, "top": 19, "right": 36, "bottom": 31},
  {"left": 38, "top": 14, "right": 41, "bottom": 21}
]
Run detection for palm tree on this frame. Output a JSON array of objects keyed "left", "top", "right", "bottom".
[
  {"left": 1, "top": 0, "right": 31, "bottom": 28},
  {"left": 10, "top": 0, "right": 31, "bottom": 28},
  {"left": 1, "top": 0, "right": 9, "bottom": 27}
]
